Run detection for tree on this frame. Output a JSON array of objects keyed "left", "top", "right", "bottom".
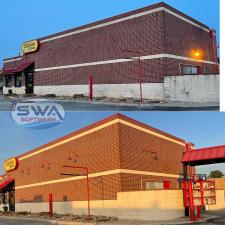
[{"left": 208, "top": 170, "right": 224, "bottom": 178}]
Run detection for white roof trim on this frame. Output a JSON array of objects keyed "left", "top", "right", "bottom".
[
  {"left": 4, "top": 57, "right": 22, "bottom": 63},
  {"left": 40, "top": 7, "right": 209, "bottom": 43}
]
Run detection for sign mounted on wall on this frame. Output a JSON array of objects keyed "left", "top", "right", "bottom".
[
  {"left": 3, "top": 158, "right": 19, "bottom": 172},
  {"left": 22, "top": 40, "right": 39, "bottom": 54}
]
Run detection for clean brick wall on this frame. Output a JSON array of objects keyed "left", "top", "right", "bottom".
[
  {"left": 7, "top": 116, "right": 185, "bottom": 204},
  {"left": 118, "top": 123, "right": 185, "bottom": 191},
  {"left": 11, "top": 123, "right": 121, "bottom": 203}
]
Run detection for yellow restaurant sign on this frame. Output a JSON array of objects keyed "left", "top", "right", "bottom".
[
  {"left": 3, "top": 158, "right": 18, "bottom": 172},
  {"left": 22, "top": 40, "right": 39, "bottom": 54}
]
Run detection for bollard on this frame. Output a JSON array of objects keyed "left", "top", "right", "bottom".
[{"left": 49, "top": 193, "right": 53, "bottom": 217}]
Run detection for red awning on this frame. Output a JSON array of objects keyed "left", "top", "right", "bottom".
[
  {"left": 14, "top": 61, "right": 34, "bottom": 73},
  {"left": 182, "top": 145, "right": 225, "bottom": 166},
  {"left": 0, "top": 68, "right": 16, "bottom": 76},
  {"left": 0, "top": 179, "right": 15, "bottom": 191},
  {"left": 0, "top": 61, "right": 34, "bottom": 76}
]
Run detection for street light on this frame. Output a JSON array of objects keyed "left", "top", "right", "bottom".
[{"left": 121, "top": 49, "right": 143, "bottom": 104}]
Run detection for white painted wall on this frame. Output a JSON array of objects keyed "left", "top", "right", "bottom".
[
  {"left": 34, "top": 83, "right": 165, "bottom": 100},
  {"left": 164, "top": 75, "right": 220, "bottom": 103},
  {"left": 3, "top": 86, "right": 26, "bottom": 95},
  {"left": 3, "top": 76, "right": 219, "bottom": 103},
  {"left": 15, "top": 190, "right": 184, "bottom": 221},
  {"left": 13, "top": 190, "right": 225, "bottom": 221}
]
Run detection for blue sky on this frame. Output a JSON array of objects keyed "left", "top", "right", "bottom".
[
  {"left": 0, "top": 112, "right": 225, "bottom": 175},
  {"left": 0, "top": 0, "right": 220, "bottom": 67}
]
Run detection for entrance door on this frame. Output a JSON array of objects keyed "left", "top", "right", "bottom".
[
  {"left": 25, "top": 72, "right": 34, "bottom": 94},
  {"left": 8, "top": 190, "right": 15, "bottom": 211}
]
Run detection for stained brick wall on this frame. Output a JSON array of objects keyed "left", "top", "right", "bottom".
[
  {"left": 3, "top": 58, "right": 22, "bottom": 69},
  {"left": 164, "top": 12, "right": 215, "bottom": 61},
  {"left": 2, "top": 2, "right": 217, "bottom": 87}
]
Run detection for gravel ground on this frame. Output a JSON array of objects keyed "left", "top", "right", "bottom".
[{"left": 0, "top": 95, "right": 220, "bottom": 111}]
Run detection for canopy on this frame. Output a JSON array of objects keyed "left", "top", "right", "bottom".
[
  {"left": 0, "top": 61, "right": 34, "bottom": 76},
  {"left": 0, "top": 68, "right": 16, "bottom": 76},
  {"left": 14, "top": 61, "right": 34, "bottom": 73},
  {"left": 182, "top": 145, "right": 225, "bottom": 166},
  {"left": 0, "top": 178, "right": 15, "bottom": 192}
]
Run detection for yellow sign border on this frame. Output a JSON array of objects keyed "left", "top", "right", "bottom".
[
  {"left": 3, "top": 158, "right": 18, "bottom": 172},
  {"left": 21, "top": 40, "right": 39, "bottom": 54}
]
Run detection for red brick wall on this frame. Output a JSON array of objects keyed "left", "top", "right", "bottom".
[
  {"left": 2, "top": 4, "right": 217, "bottom": 86},
  {"left": 6, "top": 115, "right": 186, "bottom": 203},
  {"left": 25, "top": 11, "right": 165, "bottom": 69},
  {"left": 118, "top": 123, "right": 185, "bottom": 191},
  {"left": 3, "top": 59, "right": 23, "bottom": 69},
  {"left": 34, "top": 58, "right": 166, "bottom": 85},
  {"left": 10, "top": 123, "right": 121, "bottom": 203},
  {"left": 164, "top": 11, "right": 215, "bottom": 62}
]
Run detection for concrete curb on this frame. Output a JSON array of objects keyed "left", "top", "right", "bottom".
[{"left": 0, "top": 216, "right": 93, "bottom": 225}]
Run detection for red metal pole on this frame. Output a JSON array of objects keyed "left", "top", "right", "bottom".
[
  {"left": 89, "top": 76, "right": 93, "bottom": 101},
  {"left": 211, "top": 30, "right": 218, "bottom": 74},
  {"left": 183, "top": 181, "right": 187, "bottom": 207},
  {"left": 62, "top": 166, "right": 90, "bottom": 223},
  {"left": 86, "top": 168, "right": 91, "bottom": 223},
  {"left": 49, "top": 193, "right": 53, "bottom": 217},
  {"left": 138, "top": 56, "right": 143, "bottom": 104},
  {"left": 200, "top": 180, "right": 204, "bottom": 206},
  {"left": 188, "top": 180, "right": 195, "bottom": 221},
  {"left": 197, "top": 206, "right": 201, "bottom": 219}
]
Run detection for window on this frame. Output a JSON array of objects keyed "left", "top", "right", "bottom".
[
  {"left": 146, "top": 181, "right": 164, "bottom": 190},
  {"left": 15, "top": 73, "right": 22, "bottom": 87},
  {"left": 180, "top": 65, "right": 201, "bottom": 75},
  {"left": 5, "top": 75, "right": 13, "bottom": 87}
]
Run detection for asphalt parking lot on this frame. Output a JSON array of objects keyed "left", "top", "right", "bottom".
[
  {"left": 0, "top": 217, "right": 51, "bottom": 225},
  {"left": 0, "top": 96, "right": 220, "bottom": 111}
]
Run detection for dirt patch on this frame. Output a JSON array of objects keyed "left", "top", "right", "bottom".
[
  {"left": 0, "top": 211, "right": 118, "bottom": 223},
  {"left": 3, "top": 94, "right": 164, "bottom": 104}
]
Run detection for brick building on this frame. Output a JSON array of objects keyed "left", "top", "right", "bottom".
[
  {"left": 0, "top": 114, "right": 189, "bottom": 219},
  {"left": 0, "top": 2, "right": 218, "bottom": 100}
]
